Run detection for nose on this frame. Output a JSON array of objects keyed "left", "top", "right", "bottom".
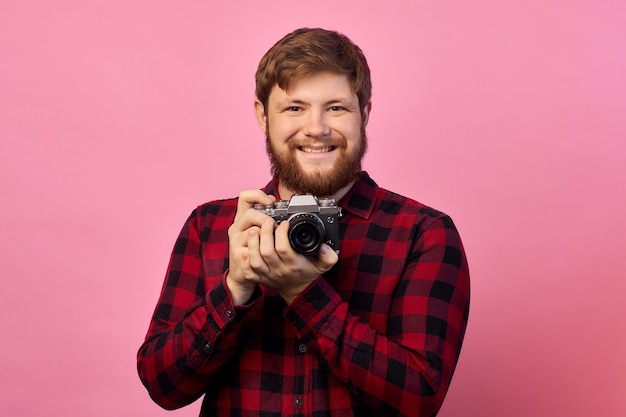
[{"left": 302, "top": 110, "right": 331, "bottom": 138}]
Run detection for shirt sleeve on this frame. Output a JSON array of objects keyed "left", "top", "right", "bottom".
[
  {"left": 284, "top": 213, "right": 470, "bottom": 417},
  {"left": 136, "top": 208, "right": 261, "bottom": 410}
]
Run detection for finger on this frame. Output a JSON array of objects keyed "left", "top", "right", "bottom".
[
  {"left": 231, "top": 190, "right": 276, "bottom": 233},
  {"left": 258, "top": 216, "right": 284, "bottom": 271},
  {"left": 258, "top": 217, "right": 277, "bottom": 256},
  {"left": 312, "top": 243, "right": 340, "bottom": 273},
  {"left": 236, "top": 190, "right": 275, "bottom": 218},
  {"left": 233, "top": 209, "right": 276, "bottom": 234},
  {"left": 273, "top": 220, "right": 294, "bottom": 256},
  {"left": 240, "top": 250, "right": 261, "bottom": 282},
  {"left": 246, "top": 226, "right": 269, "bottom": 274}
]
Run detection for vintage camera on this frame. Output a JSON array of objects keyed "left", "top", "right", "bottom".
[{"left": 254, "top": 195, "right": 342, "bottom": 255}]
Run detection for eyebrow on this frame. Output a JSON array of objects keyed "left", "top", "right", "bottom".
[{"left": 278, "top": 97, "right": 356, "bottom": 108}]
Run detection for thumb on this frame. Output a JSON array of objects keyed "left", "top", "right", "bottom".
[{"left": 315, "top": 243, "right": 339, "bottom": 272}]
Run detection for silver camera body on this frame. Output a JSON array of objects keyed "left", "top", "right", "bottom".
[{"left": 254, "top": 195, "right": 341, "bottom": 255}]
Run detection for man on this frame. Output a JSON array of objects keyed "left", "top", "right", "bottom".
[{"left": 138, "top": 28, "right": 470, "bottom": 417}]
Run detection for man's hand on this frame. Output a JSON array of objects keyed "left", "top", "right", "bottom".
[
  {"left": 226, "top": 190, "right": 338, "bottom": 306},
  {"left": 226, "top": 190, "right": 276, "bottom": 305},
  {"left": 246, "top": 217, "right": 339, "bottom": 304}
]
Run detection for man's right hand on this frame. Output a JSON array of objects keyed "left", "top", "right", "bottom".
[{"left": 226, "top": 190, "right": 276, "bottom": 305}]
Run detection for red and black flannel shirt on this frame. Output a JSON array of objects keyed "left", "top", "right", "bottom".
[{"left": 138, "top": 171, "right": 470, "bottom": 417}]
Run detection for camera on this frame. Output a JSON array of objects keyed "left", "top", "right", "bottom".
[{"left": 254, "top": 195, "right": 342, "bottom": 255}]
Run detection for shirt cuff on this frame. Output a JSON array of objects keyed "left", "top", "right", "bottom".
[
  {"left": 283, "top": 277, "right": 342, "bottom": 338},
  {"left": 210, "top": 272, "right": 262, "bottom": 325},
  {"left": 184, "top": 273, "right": 262, "bottom": 371}
]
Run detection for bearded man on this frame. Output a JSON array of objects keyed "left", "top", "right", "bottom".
[{"left": 138, "top": 28, "right": 470, "bottom": 417}]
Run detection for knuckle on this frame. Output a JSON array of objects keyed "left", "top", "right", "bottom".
[
  {"left": 275, "top": 245, "right": 291, "bottom": 257},
  {"left": 242, "top": 269, "right": 257, "bottom": 280},
  {"left": 259, "top": 244, "right": 274, "bottom": 257}
]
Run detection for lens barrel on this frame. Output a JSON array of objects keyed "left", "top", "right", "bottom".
[{"left": 287, "top": 213, "right": 325, "bottom": 254}]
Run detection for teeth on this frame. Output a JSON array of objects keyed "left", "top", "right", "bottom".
[{"left": 301, "top": 147, "right": 333, "bottom": 153}]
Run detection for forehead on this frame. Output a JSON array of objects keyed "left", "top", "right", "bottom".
[{"left": 269, "top": 72, "right": 356, "bottom": 103}]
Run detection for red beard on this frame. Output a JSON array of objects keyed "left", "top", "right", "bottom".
[{"left": 265, "top": 125, "right": 367, "bottom": 197}]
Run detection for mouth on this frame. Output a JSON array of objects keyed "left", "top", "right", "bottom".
[{"left": 298, "top": 146, "right": 336, "bottom": 153}]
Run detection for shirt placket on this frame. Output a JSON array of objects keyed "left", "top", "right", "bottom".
[{"left": 292, "top": 339, "right": 311, "bottom": 415}]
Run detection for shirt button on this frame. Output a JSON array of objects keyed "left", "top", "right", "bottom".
[
  {"left": 298, "top": 344, "right": 307, "bottom": 354},
  {"left": 294, "top": 397, "right": 303, "bottom": 407},
  {"left": 202, "top": 343, "right": 211, "bottom": 355},
  {"left": 225, "top": 310, "right": 232, "bottom": 318}
]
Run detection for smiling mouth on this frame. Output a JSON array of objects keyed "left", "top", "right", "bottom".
[{"left": 299, "top": 146, "right": 336, "bottom": 153}]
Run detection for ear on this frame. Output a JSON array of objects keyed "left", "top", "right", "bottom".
[
  {"left": 254, "top": 99, "right": 268, "bottom": 133},
  {"left": 361, "top": 101, "right": 372, "bottom": 127}
]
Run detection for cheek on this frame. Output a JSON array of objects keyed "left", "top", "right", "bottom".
[
  {"left": 269, "top": 117, "right": 299, "bottom": 138},
  {"left": 339, "top": 121, "right": 363, "bottom": 143}
]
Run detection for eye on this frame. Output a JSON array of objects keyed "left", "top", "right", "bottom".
[
  {"left": 287, "top": 106, "right": 302, "bottom": 112},
  {"left": 329, "top": 106, "right": 346, "bottom": 112}
]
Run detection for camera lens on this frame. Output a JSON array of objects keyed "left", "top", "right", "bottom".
[{"left": 287, "top": 213, "right": 325, "bottom": 254}]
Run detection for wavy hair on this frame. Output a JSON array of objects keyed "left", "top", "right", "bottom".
[{"left": 255, "top": 28, "right": 372, "bottom": 114}]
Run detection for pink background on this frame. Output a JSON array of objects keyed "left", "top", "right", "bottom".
[{"left": 1, "top": 1, "right": 625, "bottom": 416}]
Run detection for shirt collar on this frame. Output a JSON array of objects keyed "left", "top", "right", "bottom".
[{"left": 262, "top": 171, "right": 378, "bottom": 220}]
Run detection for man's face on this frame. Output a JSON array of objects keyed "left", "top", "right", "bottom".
[{"left": 255, "top": 71, "right": 371, "bottom": 197}]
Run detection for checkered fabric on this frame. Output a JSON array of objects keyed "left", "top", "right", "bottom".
[{"left": 138, "top": 171, "right": 470, "bottom": 417}]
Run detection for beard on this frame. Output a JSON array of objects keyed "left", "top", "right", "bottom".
[{"left": 265, "top": 124, "right": 368, "bottom": 197}]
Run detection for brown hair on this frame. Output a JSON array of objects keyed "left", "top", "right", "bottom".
[{"left": 255, "top": 28, "right": 372, "bottom": 113}]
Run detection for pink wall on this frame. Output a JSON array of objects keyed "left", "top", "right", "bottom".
[{"left": 1, "top": 1, "right": 625, "bottom": 416}]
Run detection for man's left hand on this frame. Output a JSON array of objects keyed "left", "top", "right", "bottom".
[{"left": 244, "top": 217, "right": 339, "bottom": 304}]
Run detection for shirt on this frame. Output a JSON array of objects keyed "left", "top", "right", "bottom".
[{"left": 137, "top": 171, "right": 470, "bottom": 417}]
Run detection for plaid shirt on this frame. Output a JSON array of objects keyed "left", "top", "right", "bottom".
[{"left": 138, "top": 172, "right": 470, "bottom": 417}]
